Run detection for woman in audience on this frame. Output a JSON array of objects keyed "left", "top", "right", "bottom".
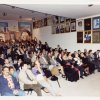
[
  {"left": 50, "top": 53, "right": 65, "bottom": 78},
  {"left": 18, "top": 62, "right": 49, "bottom": 96},
  {"left": 32, "top": 60, "right": 61, "bottom": 96}
]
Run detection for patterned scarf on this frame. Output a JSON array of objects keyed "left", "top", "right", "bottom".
[{"left": 4, "top": 75, "right": 15, "bottom": 89}]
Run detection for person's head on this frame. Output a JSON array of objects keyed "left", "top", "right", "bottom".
[
  {"left": 80, "top": 52, "right": 84, "bottom": 57},
  {"left": 84, "top": 49, "right": 87, "bottom": 53},
  {"left": 9, "top": 66, "right": 15, "bottom": 75},
  {"left": 4, "top": 59, "right": 10, "bottom": 64},
  {"left": 2, "top": 66, "right": 9, "bottom": 77},
  {"left": 20, "top": 62, "right": 28, "bottom": 70}
]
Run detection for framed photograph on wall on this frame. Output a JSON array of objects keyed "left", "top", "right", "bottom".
[
  {"left": 77, "top": 32, "right": 83, "bottom": 43},
  {"left": 92, "top": 31, "right": 100, "bottom": 43},
  {"left": 44, "top": 18, "right": 48, "bottom": 26},
  {"left": 65, "top": 18, "right": 70, "bottom": 32},
  {"left": 92, "top": 17, "right": 100, "bottom": 30},
  {"left": 76, "top": 19, "right": 84, "bottom": 31},
  {"left": 84, "top": 18, "right": 91, "bottom": 31},
  {"left": 18, "top": 22, "right": 32, "bottom": 33},
  {"left": 0, "top": 22, "right": 8, "bottom": 33},
  {"left": 60, "top": 16, "right": 65, "bottom": 23},
  {"left": 52, "top": 16, "right": 59, "bottom": 25},
  {"left": 47, "top": 16, "right": 52, "bottom": 26},
  {"left": 56, "top": 25, "right": 60, "bottom": 34},
  {"left": 84, "top": 31, "right": 91, "bottom": 43},
  {"left": 59, "top": 24, "right": 65, "bottom": 33},
  {"left": 70, "top": 21, "right": 76, "bottom": 32}
]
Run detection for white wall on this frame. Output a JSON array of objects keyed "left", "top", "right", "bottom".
[{"left": 33, "top": 26, "right": 100, "bottom": 52}]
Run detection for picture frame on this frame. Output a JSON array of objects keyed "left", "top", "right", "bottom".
[
  {"left": 70, "top": 21, "right": 76, "bottom": 32},
  {"left": 65, "top": 18, "right": 70, "bottom": 33},
  {"left": 0, "top": 22, "right": 8, "bottom": 32},
  {"left": 84, "top": 31, "right": 91, "bottom": 43},
  {"left": 76, "top": 19, "right": 84, "bottom": 31},
  {"left": 47, "top": 16, "right": 52, "bottom": 26},
  {"left": 92, "top": 16, "right": 100, "bottom": 30},
  {"left": 44, "top": 18, "right": 48, "bottom": 26},
  {"left": 59, "top": 24, "right": 65, "bottom": 33},
  {"left": 60, "top": 16, "right": 65, "bottom": 23},
  {"left": 18, "top": 21, "right": 32, "bottom": 33},
  {"left": 52, "top": 16, "right": 59, "bottom": 25},
  {"left": 92, "top": 31, "right": 100, "bottom": 43},
  {"left": 77, "top": 32, "right": 83, "bottom": 43},
  {"left": 56, "top": 25, "right": 60, "bottom": 34},
  {"left": 84, "top": 18, "right": 91, "bottom": 31}
]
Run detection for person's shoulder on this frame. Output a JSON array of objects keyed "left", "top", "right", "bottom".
[{"left": 0, "top": 75, "right": 4, "bottom": 80}]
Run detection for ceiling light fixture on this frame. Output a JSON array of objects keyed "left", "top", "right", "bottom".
[
  {"left": 11, "top": 6, "right": 15, "bottom": 9},
  {"left": 88, "top": 4, "right": 93, "bottom": 7}
]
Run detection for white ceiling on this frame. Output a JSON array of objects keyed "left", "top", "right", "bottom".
[
  {"left": 1, "top": 4, "right": 100, "bottom": 20},
  {"left": 12, "top": 4, "right": 100, "bottom": 19},
  {"left": 0, "top": 4, "right": 48, "bottom": 20}
]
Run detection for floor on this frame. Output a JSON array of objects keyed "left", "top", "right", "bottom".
[{"left": 28, "top": 70, "right": 100, "bottom": 96}]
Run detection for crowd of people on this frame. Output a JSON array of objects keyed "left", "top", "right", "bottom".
[{"left": 0, "top": 37, "right": 100, "bottom": 96}]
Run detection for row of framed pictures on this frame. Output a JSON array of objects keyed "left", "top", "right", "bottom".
[
  {"left": 33, "top": 17, "right": 52, "bottom": 29},
  {"left": 32, "top": 15, "right": 76, "bottom": 34},
  {"left": 77, "top": 30, "right": 100, "bottom": 43},
  {"left": 77, "top": 16, "right": 100, "bottom": 43},
  {"left": 0, "top": 21, "right": 32, "bottom": 34},
  {"left": 52, "top": 21, "right": 76, "bottom": 34},
  {"left": 52, "top": 16, "right": 76, "bottom": 34},
  {"left": 77, "top": 16, "right": 100, "bottom": 31}
]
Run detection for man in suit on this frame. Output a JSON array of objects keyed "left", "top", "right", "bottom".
[
  {"left": 0, "top": 66, "right": 25, "bottom": 96},
  {"left": 94, "top": 50, "right": 100, "bottom": 71}
]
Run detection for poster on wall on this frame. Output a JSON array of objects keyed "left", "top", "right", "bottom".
[
  {"left": 84, "top": 18, "right": 91, "bottom": 31},
  {"left": 84, "top": 31, "right": 91, "bottom": 43},
  {"left": 44, "top": 18, "right": 48, "bottom": 26},
  {"left": 18, "top": 22, "right": 32, "bottom": 33},
  {"left": 60, "top": 16, "right": 65, "bottom": 23},
  {"left": 18, "top": 22, "right": 32, "bottom": 40},
  {"left": 65, "top": 18, "right": 70, "bottom": 33},
  {"left": 92, "top": 31, "right": 100, "bottom": 43},
  {"left": 77, "top": 32, "right": 83, "bottom": 43},
  {"left": 47, "top": 16, "right": 52, "bottom": 26},
  {"left": 92, "top": 17, "right": 100, "bottom": 30},
  {"left": 0, "top": 22, "right": 8, "bottom": 33},
  {"left": 52, "top": 16, "right": 59, "bottom": 25},
  {"left": 59, "top": 24, "right": 65, "bottom": 33},
  {"left": 56, "top": 25, "right": 60, "bottom": 34},
  {"left": 70, "top": 21, "right": 76, "bottom": 32},
  {"left": 76, "top": 19, "right": 84, "bottom": 31}
]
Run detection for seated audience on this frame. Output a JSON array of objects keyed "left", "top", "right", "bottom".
[{"left": 18, "top": 62, "right": 49, "bottom": 96}]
